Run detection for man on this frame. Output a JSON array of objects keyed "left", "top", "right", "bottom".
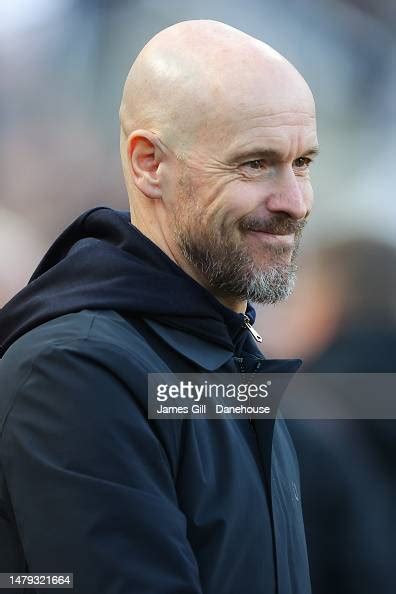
[{"left": 0, "top": 20, "right": 319, "bottom": 594}]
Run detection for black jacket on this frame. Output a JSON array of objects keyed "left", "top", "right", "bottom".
[{"left": 0, "top": 206, "right": 311, "bottom": 594}]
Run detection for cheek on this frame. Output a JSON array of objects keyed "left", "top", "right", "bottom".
[
  {"left": 190, "top": 178, "right": 238, "bottom": 225},
  {"left": 203, "top": 182, "right": 265, "bottom": 232},
  {"left": 224, "top": 181, "right": 268, "bottom": 216}
]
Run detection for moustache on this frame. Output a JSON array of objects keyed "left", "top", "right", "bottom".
[{"left": 240, "top": 215, "right": 307, "bottom": 236}]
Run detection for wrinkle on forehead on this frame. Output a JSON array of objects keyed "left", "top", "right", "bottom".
[
  {"left": 119, "top": 20, "right": 316, "bottom": 153},
  {"left": 225, "top": 109, "right": 316, "bottom": 133}
]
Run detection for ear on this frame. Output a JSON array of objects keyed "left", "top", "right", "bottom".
[{"left": 127, "top": 130, "right": 162, "bottom": 199}]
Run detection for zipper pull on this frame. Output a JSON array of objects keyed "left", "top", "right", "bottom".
[{"left": 243, "top": 314, "right": 263, "bottom": 343}]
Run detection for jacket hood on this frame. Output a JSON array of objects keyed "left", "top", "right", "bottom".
[{"left": 0, "top": 206, "right": 259, "bottom": 358}]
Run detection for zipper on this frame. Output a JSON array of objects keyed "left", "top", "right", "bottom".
[
  {"left": 243, "top": 314, "right": 262, "bottom": 343},
  {"left": 236, "top": 357, "right": 251, "bottom": 424},
  {"left": 236, "top": 357, "right": 262, "bottom": 425}
]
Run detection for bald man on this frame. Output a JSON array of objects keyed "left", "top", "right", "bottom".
[{"left": 0, "top": 20, "right": 318, "bottom": 594}]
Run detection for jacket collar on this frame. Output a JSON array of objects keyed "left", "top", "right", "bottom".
[
  {"left": 144, "top": 317, "right": 302, "bottom": 373},
  {"left": 144, "top": 318, "right": 234, "bottom": 370}
]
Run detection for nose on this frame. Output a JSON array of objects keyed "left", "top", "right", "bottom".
[{"left": 265, "top": 168, "right": 311, "bottom": 221}]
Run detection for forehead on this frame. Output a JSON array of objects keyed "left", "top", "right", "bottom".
[
  {"left": 202, "top": 63, "right": 318, "bottom": 157},
  {"left": 222, "top": 106, "right": 318, "bottom": 159}
]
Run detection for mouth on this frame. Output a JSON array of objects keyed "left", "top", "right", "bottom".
[{"left": 247, "top": 230, "right": 295, "bottom": 247}]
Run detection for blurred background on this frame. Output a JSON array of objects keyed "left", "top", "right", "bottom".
[{"left": 1, "top": 1, "right": 395, "bottom": 592}]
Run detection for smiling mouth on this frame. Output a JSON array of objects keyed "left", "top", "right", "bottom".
[{"left": 247, "top": 230, "right": 295, "bottom": 245}]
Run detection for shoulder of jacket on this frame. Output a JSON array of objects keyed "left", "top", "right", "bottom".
[
  {"left": 0, "top": 309, "right": 154, "bottom": 389},
  {"left": 3, "top": 309, "right": 145, "bottom": 358}
]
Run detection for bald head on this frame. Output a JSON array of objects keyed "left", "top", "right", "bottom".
[{"left": 119, "top": 20, "right": 314, "bottom": 155}]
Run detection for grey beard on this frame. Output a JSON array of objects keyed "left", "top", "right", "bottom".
[
  {"left": 175, "top": 224, "right": 300, "bottom": 305},
  {"left": 244, "top": 265, "right": 297, "bottom": 304}
]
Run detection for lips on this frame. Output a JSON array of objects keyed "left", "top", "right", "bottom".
[
  {"left": 247, "top": 230, "right": 295, "bottom": 246},
  {"left": 250, "top": 229, "right": 292, "bottom": 236}
]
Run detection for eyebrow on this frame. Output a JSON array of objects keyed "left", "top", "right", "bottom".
[
  {"left": 303, "top": 146, "right": 320, "bottom": 157},
  {"left": 232, "top": 145, "right": 320, "bottom": 162}
]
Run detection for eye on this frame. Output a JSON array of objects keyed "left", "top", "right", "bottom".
[
  {"left": 293, "top": 157, "right": 312, "bottom": 169},
  {"left": 244, "top": 159, "right": 266, "bottom": 170}
]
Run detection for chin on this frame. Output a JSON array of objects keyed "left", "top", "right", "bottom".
[{"left": 253, "top": 253, "right": 293, "bottom": 269}]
